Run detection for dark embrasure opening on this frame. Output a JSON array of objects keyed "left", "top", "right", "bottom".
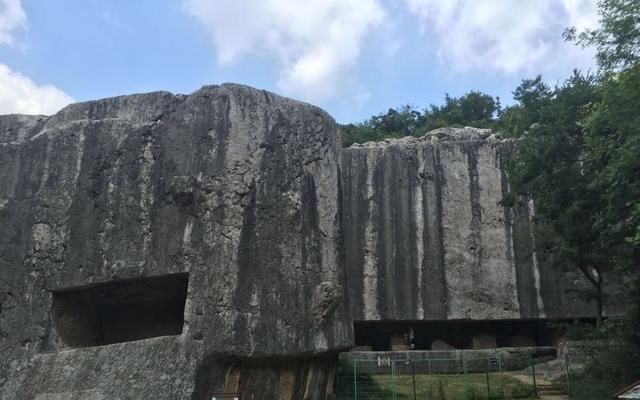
[
  {"left": 353, "top": 318, "right": 594, "bottom": 351},
  {"left": 52, "top": 273, "right": 188, "bottom": 348}
]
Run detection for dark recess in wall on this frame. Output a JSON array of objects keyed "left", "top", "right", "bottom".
[
  {"left": 353, "top": 319, "right": 596, "bottom": 351},
  {"left": 51, "top": 273, "right": 188, "bottom": 348}
]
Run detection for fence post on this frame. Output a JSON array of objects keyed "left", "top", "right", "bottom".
[
  {"left": 499, "top": 352, "right": 504, "bottom": 399},
  {"left": 565, "top": 353, "right": 572, "bottom": 398},
  {"left": 463, "top": 357, "right": 470, "bottom": 399},
  {"left": 391, "top": 360, "right": 396, "bottom": 400},
  {"left": 530, "top": 355, "right": 538, "bottom": 397},
  {"left": 410, "top": 361, "right": 417, "bottom": 400},
  {"left": 486, "top": 358, "right": 491, "bottom": 399},
  {"left": 353, "top": 360, "right": 357, "bottom": 400}
]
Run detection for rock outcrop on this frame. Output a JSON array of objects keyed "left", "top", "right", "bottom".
[
  {"left": 342, "top": 127, "right": 621, "bottom": 321},
  {"left": 0, "top": 84, "right": 350, "bottom": 399}
]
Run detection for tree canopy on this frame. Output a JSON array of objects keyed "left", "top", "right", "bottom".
[
  {"left": 340, "top": 91, "right": 500, "bottom": 147},
  {"left": 564, "top": 0, "right": 640, "bottom": 71}
]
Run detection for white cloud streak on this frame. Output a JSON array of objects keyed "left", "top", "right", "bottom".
[
  {"left": 404, "top": 0, "right": 599, "bottom": 74},
  {"left": 0, "top": 0, "right": 25, "bottom": 46},
  {"left": 0, "top": 64, "right": 74, "bottom": 115},
  {"left": 183, "top": 0, "right": 384, "bottom": 102},
  {"left": 0, "top": 0, "right": 73, "bottom": 115}
]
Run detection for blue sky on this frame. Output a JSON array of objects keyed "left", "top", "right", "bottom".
[{"left": 0, "top": 0, "right": 599, "bottom": 123}]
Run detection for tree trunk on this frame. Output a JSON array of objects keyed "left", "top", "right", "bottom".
[
  {"left": 595, "top": 281, "right": 603, "bottom": 326},
  {"left": 579, "top": 265, "right": 604, "bottom": 325}
]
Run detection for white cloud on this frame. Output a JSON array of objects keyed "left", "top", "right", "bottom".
[
  {"left": 404, "top": 0, "right": 599, "bottom": 74},
  {"left": 0, "top": 64, "right": 73, "bottom": 115},
  {"left": 183, "top": 0, "right": 384, "bottom": 102},
  {"left": 0, "top": 1, "right": 74, "bottom": 115},
  {"left": 0, "top": 0, "right": 26, "bottom": 46}
]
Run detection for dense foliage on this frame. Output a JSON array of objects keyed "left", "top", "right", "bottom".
[
  {"left": 563, "top": 0, "right": 640, "bottom": 71},
  {"left": 340, "top": 91, "right": 500, "bottom": 147},
  {"left": 500, "top": 72, "right": 613, "bottom": 323}
]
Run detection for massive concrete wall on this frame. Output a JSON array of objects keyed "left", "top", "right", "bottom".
[
  {"left": 0, "top": 84, "right": 350, "bottom": 399},
  {"left": 0, "top": 86, "right": 625, "bottom": 399},
  {"left": 342, "top": 127, "right": 619, "bottom": 322}
]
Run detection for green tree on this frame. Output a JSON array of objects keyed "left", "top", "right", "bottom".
[
  {"left": 499, "top": 76, "right": 553, "bottom": 137},
  {"left": 339, "top": 105, "right": 422, "bottom": 147},
  {"left": 339, "top": 91, "right": 499, "bottom": 147},
  {"left": 508, "top": 0, "right": 640, "bottom": 324},
  {"left": 505, "top": 72, "right": 610, "bottom": 322},
  {"left": 422, "top": 91, "right": 499, "bottom": 132},
  {"left": 583, "top": 63, "right": 640, "bottom": 272},
  {"left": 564, "top": 0, "right": 640, "bottom": 71}
]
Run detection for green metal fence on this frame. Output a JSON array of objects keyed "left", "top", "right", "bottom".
[
  {"left": 334, "top": 345, "right": 639, "bottom": 399},
  {"left": 334, "top": 352, "right": 544, "bottom": 400}
]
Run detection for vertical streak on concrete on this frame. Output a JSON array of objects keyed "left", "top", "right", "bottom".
[
  {"left": 528, "top": 199, "right": 546, "bottom": 317},
  {"left": 391, "top": 148, "right": 419, "bottom": 319},
  {"left": 182, "top": 219, "right": 194, "bottom": 249},
  {"left": 37, "top": 137, "right": 52, "bottom": 193},
  {"left": 374, "top": 149, "right": 394, "bottom": 318},
  {"left": 497, "top": 141, "right": 539, "bottom": 318},
  {"left": 476, "top": 144, "right": 521, "bottom": 318},
  {"left": 362, "top": 151, "right": 379, "bottom": 320},
  {"left": 466, "top": 143, "right": 483, "bottom": 292},
  {"left": 421, "top": 146, "right": 448, "bottom": 319},
  {"left": 72, "top": 131, "right": 86, "bottom": 192},
  {"left": 341, "top": 151, "right": 363, "bottom": 320},
  {"left": 414, "top": 147, "right": 425, "bottom": 319},
  {"left": 498, "top": 145, "right": 521, "bottom": 317},
  {"left": 139, "top": 136, "right": 156, "bottom": 259},
  {"left": 434, "top": 148, "right": 448, "bottom": 318},
  {"left": 440, "top": 143, "right": 472, "bottom": 318},
  {"left": 512, "top": 199, "right": 539, "bottom": 318}
]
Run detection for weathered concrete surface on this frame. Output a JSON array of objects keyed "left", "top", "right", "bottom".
[
  {"left": 342, "top": 127, "right": 621, "bottom": 321},
  {"left": 0, "top": 86, "right": 626, "bottom": 399},
  {"left": 0, "top": 84, "right": 350, "bottom": 399}
]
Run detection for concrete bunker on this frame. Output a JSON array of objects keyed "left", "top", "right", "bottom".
[
  {"left": 51, "top": 272, "right": 188, "bottom": 348},
  {"left": 352, "top": 319, "right": 581, "bottom": 351}
]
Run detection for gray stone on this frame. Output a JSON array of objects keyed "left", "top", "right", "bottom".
[
  {"left": 341, "top": 127, "right": 621, "bottom": 321},
  {"left": 0, "top": 85, "right": 627, "bottom": 400},
  {"left": 0, "top": 84, "right": 350, "bottom": 400}
]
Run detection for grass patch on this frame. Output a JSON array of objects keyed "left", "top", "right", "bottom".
[{"left": 341, "top": 373, "right": 536, "bottom": 399}]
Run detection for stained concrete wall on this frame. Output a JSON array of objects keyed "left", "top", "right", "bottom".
[
  {"left": 342, "top": 128, "right": 620, "bottom": 322},
  {"left": 0, "top": 87, "right": 625, "bottom": 400},
  {"left": 0, "top": 84, "right": 350, "bottom": 400}
]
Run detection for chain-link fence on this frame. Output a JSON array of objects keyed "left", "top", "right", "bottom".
[
  {"left": 334, "top": 350, "right": 554, "bottom": 400},
  {"left": 334, "top": 344, "right": 640, "bottom": 399}
]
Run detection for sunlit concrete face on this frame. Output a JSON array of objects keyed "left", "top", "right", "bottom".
[{"left": 341, "top": 129, "right": 623, "bottom": 323}]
